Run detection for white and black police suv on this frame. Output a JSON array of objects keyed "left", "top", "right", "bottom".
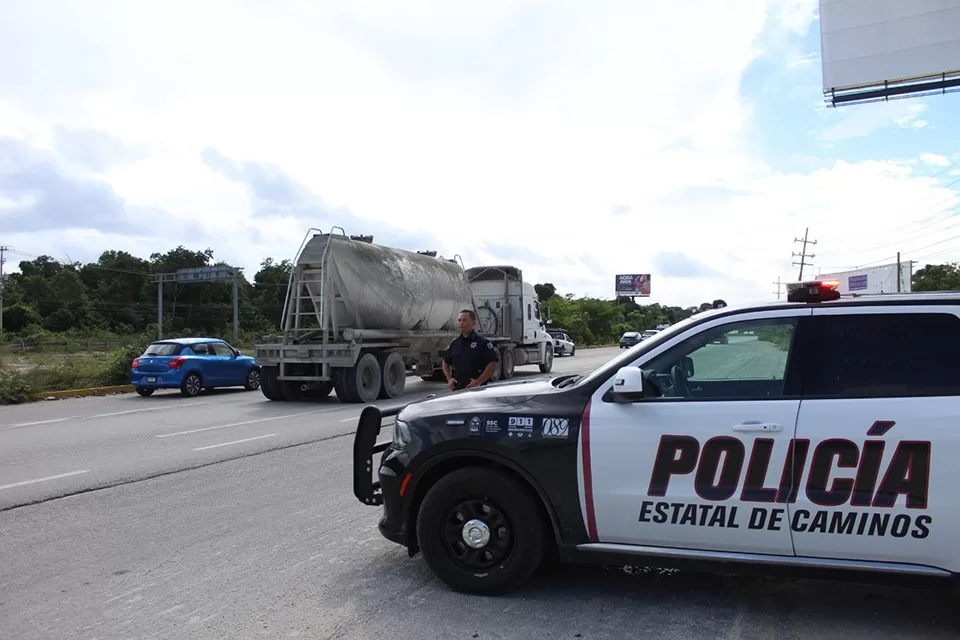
[{"left": 353, "top": 281, "right": 957, "bottom": 595}]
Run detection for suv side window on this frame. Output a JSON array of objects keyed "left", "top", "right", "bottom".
[
  {"left": 641, "top": 317, "right": 800, "bottom": 400},
  {"left": 805, "top": 311, "right": 960, "bottom": 398}
]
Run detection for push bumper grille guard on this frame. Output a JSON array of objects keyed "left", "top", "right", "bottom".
[{"left": 353, "top": 404, "right": 401, "bottom": 506}]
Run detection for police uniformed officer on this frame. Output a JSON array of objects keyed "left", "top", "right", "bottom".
[{"left": 442, "top": 309, "right": 500, "bottom": 391}]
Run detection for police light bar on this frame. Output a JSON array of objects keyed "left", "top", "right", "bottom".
[{"left": 786, "top": 279, "right": 841, "bottom": 303}]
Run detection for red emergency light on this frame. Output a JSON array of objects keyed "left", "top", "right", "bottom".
[{"left": 786, "top": 279, "right": 841, "bottom": 303}]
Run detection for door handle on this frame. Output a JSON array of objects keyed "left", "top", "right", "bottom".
[{"left": 731, "top": 422, "right": 782, "bottom": 433}]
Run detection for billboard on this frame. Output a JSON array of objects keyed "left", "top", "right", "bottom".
[
  {"left": 817, "top": 261, "right": 913, "bottom": 295},
  {"left": 819, "top": 0, "right": 960, "bottom": 106},
  {"left": 615, "top": 273, "right": 651, "bottom": 297}
]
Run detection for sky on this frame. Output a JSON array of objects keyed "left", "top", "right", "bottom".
[{"left": 2, "top": 0, "right": 960, "bottom": 308}]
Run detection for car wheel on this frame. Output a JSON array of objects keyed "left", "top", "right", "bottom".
[
  {"left": 135, "top": 387, "right": 154, "bottom": 397},
  {"left": 180, "top": 373, "right": 203, "bottom": 397},
  {"left": 416, "top": 467, "right": 547, "bottom": 595},
  {"left": 244, "top": 368, "right": 261, "bottom": 391}
]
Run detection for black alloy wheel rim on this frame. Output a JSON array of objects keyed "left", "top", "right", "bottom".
[{"left": 442, "top": 498, "right": 514, "bottom": 571}]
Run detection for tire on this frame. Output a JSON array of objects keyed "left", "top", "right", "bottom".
[
  {"left": 244, "top": 367, "right": 261, "bottom": 391},
  {"left": 421, "top": 369, "right": 447, "bottom": 383},
  {"left": 416, "top": 467, "right": 547, "bottom": 595},
  {"left": 570, "top": 346, "right": 575, "bottom": 356},
  {"left": 259, "top": 366, "right": 286, "bottom": 401},
  {"left": 180, "top": 372, "right": 203, "bottom": 397},
  {"left": 311, "top": 381, "right": 334, "bottom": 398},
  {"left": 500, "top": 347, "right": 515, "bottom": 380},
  {"left": 135, "top": 387, "right": 154, "bottom": 397},
  {"left": 335, "top": 352, "right": 382, "bottom": 403},
  {"left": 490, "top": 356, "right": 502, "bottom": 382},
  {"left": 538, "top": 345, "right": 554, "bottom": 373},
  {"left": 377, "top": 351, "right": 407, "bottom": 399},
  {"left": 281, "top": 380, "right": 304, "bottom": 401}
]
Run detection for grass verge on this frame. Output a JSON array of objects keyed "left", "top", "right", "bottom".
[{"left": 0, "top": 342, "right": 147, "bottom": 405}]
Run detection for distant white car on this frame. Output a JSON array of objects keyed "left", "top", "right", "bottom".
[
  {"left": 549, "top": 331, "right": 576, "bottom": 356},
  {"left": 640, "top": 329, "right": 660, "bottom": 340}
]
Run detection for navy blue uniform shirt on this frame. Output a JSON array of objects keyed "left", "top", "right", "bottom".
[{"left": 443, "top": 330, "right": 500, "bottom": 389}]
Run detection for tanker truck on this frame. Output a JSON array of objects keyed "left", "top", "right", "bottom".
[{"left": 253, "top": 228, "right": 556, "bottom": 403}]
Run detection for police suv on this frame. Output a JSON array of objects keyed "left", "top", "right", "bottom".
[{"left": 353, "top": 280, "right": 956, "bottom": 595}]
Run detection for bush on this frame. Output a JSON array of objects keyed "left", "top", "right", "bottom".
[
  {"left": 0, "top": 367, "right": 31, "bottom": 404},
  {"left": 102, "top": 342, "right": 148, "bottom": 385}
]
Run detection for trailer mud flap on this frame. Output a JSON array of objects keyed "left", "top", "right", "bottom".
[{"left": 352, "top": 404, "right": 400, "bottom": 506}]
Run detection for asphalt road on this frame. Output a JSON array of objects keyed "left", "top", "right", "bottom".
[
  {"left": 0, "top": 349, "right": 615, "bottom": 511},
  {"left": 2, "top": 346, "right": 958, "bottom": 639}
]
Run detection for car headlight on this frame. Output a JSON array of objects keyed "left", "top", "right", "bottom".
[{"left": 393, "top": 418, "right": 412, "bottom": 448}]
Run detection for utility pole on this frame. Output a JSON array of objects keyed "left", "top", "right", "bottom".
[
  {"left": 773, "top": 277, "right": 784, "bottom": 300},
  {"left": 896, "top": 251, "right": 902, "bottom": 293},
  {"left": 792, "top": 228, "right": 817, "bottom": 280},
  {"left": 0, "top": 245, "right": 7, "bottom": 341}
]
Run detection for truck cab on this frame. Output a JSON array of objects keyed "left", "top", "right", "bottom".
[{"left": 464, "top": 265, "right": 554, "bottom": 379}]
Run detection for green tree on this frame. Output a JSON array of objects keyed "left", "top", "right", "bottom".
[{"left": 912, "top": 263, "right": 960, "bottom": 291}]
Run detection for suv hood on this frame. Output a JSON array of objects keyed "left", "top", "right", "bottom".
[{"left": 399, "top": 377, "right": 557, "bottom": 421}]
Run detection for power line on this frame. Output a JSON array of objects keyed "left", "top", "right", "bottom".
[
  {"left": 792, "top": 228, "right": 817, "bottom": 280},
  {"left": 773, "top": 276, "right": 784, "bottom": 299}
]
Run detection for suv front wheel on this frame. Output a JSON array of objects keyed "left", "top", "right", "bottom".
[{"left": 416, "top": 466, "right": 547, "bottom": 595}]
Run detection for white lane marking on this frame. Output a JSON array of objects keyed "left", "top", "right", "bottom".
[
  {"left": 339, "top": 416, "right": 359, "bottom": 423},
  {"left": 3, "top": 403, "right": 212, "bottom": 430},
  {"left": 192, "top": 434, "right": 276, "bottom": 451},
  {"left": 155, "top": 408, "right": 343, "bottom": 438},
  {"left": 0, "top": 469, "right": 91, "bottom": 491}
]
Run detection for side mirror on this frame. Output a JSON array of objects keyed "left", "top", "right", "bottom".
[
  {"left": 609, "top": 366, "right": 647, "bottom": 403},
  {"left": 681, "top": 356, "right": 694, "bottom": 378}
]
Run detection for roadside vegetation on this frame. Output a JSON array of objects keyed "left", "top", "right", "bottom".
[{"left": 2, "top": 248, "right": 956, "bottom": 404}]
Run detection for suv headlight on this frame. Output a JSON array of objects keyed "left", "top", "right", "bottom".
[{"left": 393, "top": 418, "right": 412, "bottom": 448}]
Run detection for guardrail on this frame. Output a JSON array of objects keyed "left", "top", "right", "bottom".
[{"left": 0, "top": 340, "right": 134, "bottom": 354}]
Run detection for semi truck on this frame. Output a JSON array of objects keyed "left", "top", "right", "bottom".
[{"left": 253, "top": 228, "right": 556, "bottom": 403}]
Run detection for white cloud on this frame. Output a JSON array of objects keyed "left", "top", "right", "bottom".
[
  {"left": 920, "top": 153, "right": 951, "bottom": 167},
  {"left": 818, "top": 101, "right": 929, "bottom": 141},
  {"left": 0, "top": 0, "right": 957, "bottom": 309}
]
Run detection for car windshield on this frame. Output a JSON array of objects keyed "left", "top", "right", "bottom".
[
  {"left": 142, "top": 342, "right": 181, "bottom": 356},
  {"left": 570, "top": 309, "right": 729, "bottom": 388}
]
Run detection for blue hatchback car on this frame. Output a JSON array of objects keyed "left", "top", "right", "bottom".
[{"left": 131, "top": 337, "right": 260, "bottom": 397}]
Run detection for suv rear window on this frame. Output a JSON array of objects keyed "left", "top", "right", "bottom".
[
  {"left": 805, "top": 312, "right": 960, "bottom": 398},
  {"left": 142, "top": 342, "right": 182, "bottom": 356}
]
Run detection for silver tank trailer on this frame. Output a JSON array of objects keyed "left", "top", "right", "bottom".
[{"left": 297, "top": 233, "right": 476, "bottom": 333}]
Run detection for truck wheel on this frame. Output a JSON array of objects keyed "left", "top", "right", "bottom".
[
  {"left": 500, "top": 347, "right": 515, "bottom": 379},
  {"left": 538, "top": 346, "right": 554, "bottom": 373},
  {"left": 416, "top": 466, "right": 547, "bottom": 595},
  {"left": 311, "top": 381, "right": 334, "bottom": 398},
  {"left": 377, "top": 351, "right": 407, "bottom": 399},
  {"left": 281, "top": 380, "right": 304, "bottom": 401},
  {"left": 335, "top": 352, "right": 382, "bottom": 403},
  {"left": 259, "top": 366, "right": 286, "bottom": 401},
  {"left": 421, "top": 370, "right": 447, "bottom": 383}
]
